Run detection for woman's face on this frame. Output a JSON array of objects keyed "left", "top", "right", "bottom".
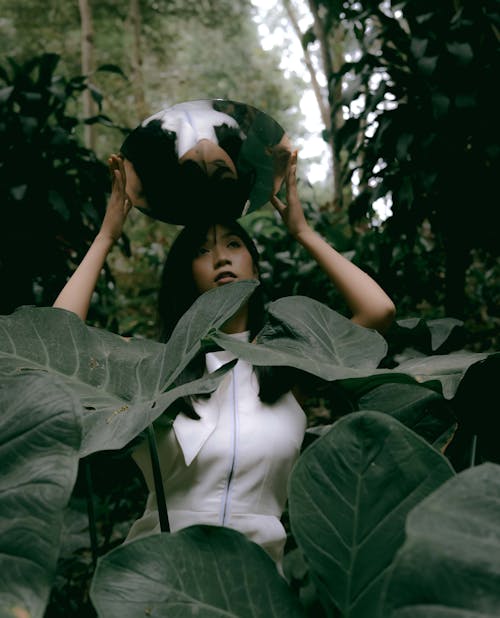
[
  {"left": 180, "top": 139, "right": 238, "bottom": 181},
  {"left": 191, "top": 224, "right": 258, "bottom": 294},
  {"left": 123, "top": 158, "right": 149, "bottom": 209}
]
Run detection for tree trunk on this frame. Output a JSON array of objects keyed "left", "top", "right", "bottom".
[
  {"left": 78, "top": 0, "right": 96, "bottom": 150},
  {"left": 281, "top": 0, "right": 339, "bottom": 202},
  {"left": 328, "top": 23, "right": 345, "bottom": 211},
  {"left": 306, "top": 0, "right": 344, "bottom": 209},
  {"left": 282, "top": 0, "right": 330, "bottom": 131},
  {"left": 129, "top": 0, "right": 148, "bottom": 120}
]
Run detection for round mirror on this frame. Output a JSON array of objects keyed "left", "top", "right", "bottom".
[{"left": 120, "top": 99, "right": 291, "bottom": 225}]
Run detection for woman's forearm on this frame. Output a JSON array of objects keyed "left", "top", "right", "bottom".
[
  {"left": 271, "top": 152, "right": 395, "bottom": 334},
  {"left": 53, "top": 233, "right": 115, "bottom": 320},
  {"left": 295, "top": 227, "right": 396, "bottom": 333},
  {"left": 53, "top": 154, "right": 131, "bottom": 321}
]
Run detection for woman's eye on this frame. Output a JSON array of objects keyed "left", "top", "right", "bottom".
[
  {"left": 228, "top": 240, "right": 241, "bottom": 248},
  {"left": 197, "top": 247, "right": 210, "bottom": 256}
]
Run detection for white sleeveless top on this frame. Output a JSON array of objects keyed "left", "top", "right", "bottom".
[{"left": 126, "top": 332, "right": 307, "bottom": 564}]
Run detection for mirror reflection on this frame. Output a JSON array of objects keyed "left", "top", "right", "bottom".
[{"left": 120, "top": 99, "right": 291, "bottom": 225}]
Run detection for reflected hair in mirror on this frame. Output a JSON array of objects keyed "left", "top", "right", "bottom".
[{"left": 121, "top": 120, "right": 256, "bottom": 225}]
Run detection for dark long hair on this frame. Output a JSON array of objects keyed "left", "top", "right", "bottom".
[
  {"left": 158, "top": 220, "right": 298, "bottom": 410},
  {"left": 120, "top": 120, "right": 254, "bottom": 225},
  {"left": 158, "top": 220, "right": 264, "bottom": 342}
]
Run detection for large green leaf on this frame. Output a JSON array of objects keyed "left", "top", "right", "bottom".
[
  {"left": 289, "top": 411, "right": 454, "bottom": 618},
  {"left": 426, "top": 318, "right": 464, "bottom": 353},
  {"left": 0, "top": 372, "right": 82, "bottom": 618},
  {"left": 0, "top": 281, "right": 256, "bottom": 455},
  {"left": 358, "top": 383, "right": 456, "bottom": 450},
  {"left": 82, "top": 361, "right": 235, "bottom": 456},
  {"left": 395, "top": 351, "right": 490, "bottom": 399},
  {"left": 382, "top": 463, "right": 500, "bottom": 618},
  {"left": 388, "top": 317, "right": 464, "bottom": 356},
  {"left": 213, "top": 296, "right": 389, "bottom": 381},
  {"left": 162, "top": 279, "right": 259, "bottom": 388},
  {"left": 90, "top": 525, "right": 304, "bottom": 617},
  {"left": 264, "top": 296, "right": 388, "bottom": 370}
]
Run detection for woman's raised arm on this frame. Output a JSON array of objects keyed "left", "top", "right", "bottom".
[
  {"left": 271, "top": 151, "right": 395, "bottom": 334},
  {"left": 53, "top": 154, "right": 132, "bottom": 321}
]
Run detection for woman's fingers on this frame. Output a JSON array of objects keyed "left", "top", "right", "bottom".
[
  {"left": 270, "top": 194, "right": 287, "bottom": 215},
  {"left": 108, "top": 156, "right": 117, "bottom": 184},
  {"left": 107, "top": 154, "right": 128, "bottom": 200},
  {"left": 271, "top": 149, "right": 310, "bottom": 238},
  {"left": 288, "top": 150, "right": 298, "bottom": 180},
  {"left": 271, "top": 151, "right": 297, "bottom": 215}
]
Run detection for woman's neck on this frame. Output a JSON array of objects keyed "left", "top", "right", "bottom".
[{"left": 221, "top": 304, "right": 249, "bottom": 334}]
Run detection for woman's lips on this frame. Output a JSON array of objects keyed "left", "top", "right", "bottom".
[{"left": 215, "top": 272, "right": 237, "bottom": 284}]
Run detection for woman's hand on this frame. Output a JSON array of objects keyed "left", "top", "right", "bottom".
[
  {"left": 270, "top": 150, "right": 395, "bottom": 333},
  {"left": 270, "top": 150, "right": 310, "bottom": 240},
  {"left": 52, "top": 154, "right": 132, "bottom": 321},
  {"left": 98, "top": 154, "right": 132, "bottom": 243}
]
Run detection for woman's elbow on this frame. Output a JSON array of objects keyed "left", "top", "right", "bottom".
[
  {"left": 372, "top": 300, "right": 396, "bottom": 334},
  {"left": 354, "top": 300, "right": 396, "bottom": 335}
]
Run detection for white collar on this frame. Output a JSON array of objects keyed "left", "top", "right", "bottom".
[{"left": 173, "top": 330, "right": 249, "bottom": 466}]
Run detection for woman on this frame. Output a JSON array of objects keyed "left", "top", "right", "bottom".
[{"left": 53, "top": 150, "right": 395, "bottom": 566}]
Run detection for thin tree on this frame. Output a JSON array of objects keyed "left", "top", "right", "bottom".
[
  {"left": 128, "top": 0, "right": 148, "bottom": 120},
  {"left": 78, "top": 0, "right": 96, "bottom": 149},
  {"left": 282, "top": 0, "right": 345, "bottom": 209}
]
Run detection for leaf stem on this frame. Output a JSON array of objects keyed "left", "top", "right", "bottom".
[
  {"left": 147, "top": 424, "right": 170, "bottom": 532},
  {"left": 469, "top": 434, "right": 477, "bottom": 467}
]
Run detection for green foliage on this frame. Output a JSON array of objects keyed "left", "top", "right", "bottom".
[
  {"left": 90, "top": 526, "right": 304, "bottom": 617},
  {"left": 243, "top": 201, "right": 357, "bottom": 315},
  {"left": 102, "top": 210, "right": 177, "bottom": 338},
  {"left": 245, "top": 198, "right": 499, "bottom": 353},
  {"left": 0, "top": 281, "right": 257, "bottom": 455},
  {"left": 213, "top": 294, "right": 388, "bottom": 380},
  {"left": 332, "top": 0, "right": 499, "bottom": 241},
  {"left": 351, "top": 221, "right": 448, "bottom": 319},
  {"left": 382, "top": 463, "right": 500, "bottom": 617},
  {"left": 0, "top": 373, "right": 82, "bottom": 618},
  {"left": 319, "top": 0, "right": 500, "bottom": 317},
  {"left": 0, "top": 0, "right": 304, "bottom": 153},
  {"left": 0, "top": 282, "right": 498, "bottom": 616},
  {"left": 289, "top": 411, "right": 455, "bottom": 617},
  {"left": 358, "top": 384, "right": 455, "bottom": 451},
  {"left": 0, "top": 53, "right": 114, "bottom": 317},
  {"left": 0, "top": 1, "right": 306, "bottom": 338}
]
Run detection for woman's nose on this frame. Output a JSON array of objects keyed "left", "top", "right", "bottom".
[{"left": 213, "top": 246, "right": 231, "bottom": 268}]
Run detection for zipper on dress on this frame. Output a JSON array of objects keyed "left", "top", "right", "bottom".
[{"left": 220, "top": 365, "right": 238, "bottom": 525}]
